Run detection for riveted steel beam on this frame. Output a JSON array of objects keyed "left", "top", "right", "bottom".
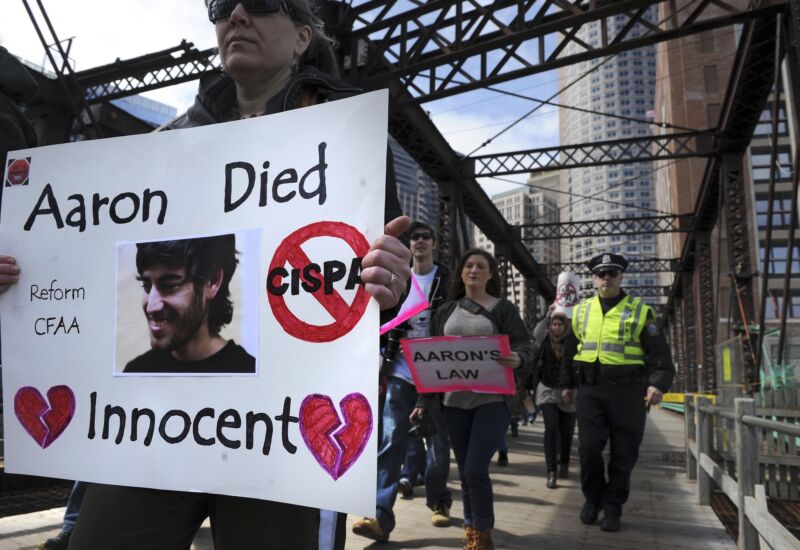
[
  {"left": 468, "top": 131, "right": 715, "bottom": 177},
  {"left": 522, "top": 215, "right": 691, "bottom": 240},
  {"left": 348, "top": 0, "right": 786, "bottom": 104}
]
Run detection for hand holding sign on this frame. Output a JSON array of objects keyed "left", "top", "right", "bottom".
[
  {"left": 495, "top": 351, "right": 522, "bottom": 369},
  {"left": 0, "top": 255, "right": 20, "bottom": 294},
  {"left": 360, "top": 216, "right": 411, "bottom": 310}
]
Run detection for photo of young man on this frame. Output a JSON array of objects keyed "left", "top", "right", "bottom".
[{"left": 119, "top": 234, "right": 256, "bottom": 375}]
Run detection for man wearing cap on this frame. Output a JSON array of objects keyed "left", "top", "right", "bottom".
[{"left": 561, "top": 252, "right": 674, "bottom": 532}]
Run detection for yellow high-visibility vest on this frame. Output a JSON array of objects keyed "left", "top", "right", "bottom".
[{"left": 571, "top": 294, "right": 652, "bottom": 365}]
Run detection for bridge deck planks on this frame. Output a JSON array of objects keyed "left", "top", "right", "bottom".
[{"left": 344, "top": 407, "right": 734, "bottom": 549}]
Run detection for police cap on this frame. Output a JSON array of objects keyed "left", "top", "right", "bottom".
[{"left": 587, "top": 252, "right": 628, "bottom": 273}]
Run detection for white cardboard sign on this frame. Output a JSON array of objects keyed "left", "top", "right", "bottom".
[
  {"left": 401, "top": 335, "right": 514, "bottom": 394},
  {"left": 0, "top": 91, "right": 388, "bottom": 516}
]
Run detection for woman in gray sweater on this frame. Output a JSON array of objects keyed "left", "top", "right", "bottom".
[{"left": 413, "top": 248, "right": 531, "bottom": 550}]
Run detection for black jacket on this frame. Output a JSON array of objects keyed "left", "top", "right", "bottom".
[
  {"left": 529, "top": 336, "right": 563, "bottom": 390},
  {"left": 399, "top": 263, "right": 451, "bottom": 317},
  {"left": 0, "top": 46, "right": 38, "bottom": 170}
]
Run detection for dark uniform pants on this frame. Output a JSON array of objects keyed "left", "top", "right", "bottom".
[
  {"left": 576, "top": 383, "right": 646, "bottom": 515},
  {"left": 68, "top": 484, "right": 320, "bottom": 550}
]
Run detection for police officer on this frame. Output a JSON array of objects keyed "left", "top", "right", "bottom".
[{"left": 561, "top": 252, "right": 674, "bottom": 532}]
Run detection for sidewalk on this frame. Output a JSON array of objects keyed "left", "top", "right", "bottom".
[{"left": 0, "top": 408, "right": 732, "bottom": 549}]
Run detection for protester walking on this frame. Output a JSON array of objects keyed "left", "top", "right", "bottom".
[
  {"left": 353, "top": 221, "right": 453, "bottom": 543},
  {"left": 530, "top": 312, "right": 575, "bottom": 489},
  {"left": 413, "top": 248, "right": 531, "bottom": 550}
]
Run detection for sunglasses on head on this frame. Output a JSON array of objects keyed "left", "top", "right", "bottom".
[
  {"left": 410, "top": 232, "right": 433, "bottom": 241},
  {"left": 207, "top": 0, "right": 289, "bottom": 22},
  {"left": 594, "top": 269, "right": 620, "bottom": 279}
]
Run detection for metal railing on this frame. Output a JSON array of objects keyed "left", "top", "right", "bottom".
[{"left": 685, "top": 396, "right": 800, "bottom": 550}]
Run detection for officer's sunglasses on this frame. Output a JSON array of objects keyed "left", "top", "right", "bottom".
[
  {"left": 207, "top": 0, "right": 291, "bottom": 22},
  {"left": 594, "top": 269, "right": 620, "bottom": 279},
  {"left": 410, "top": 232, "right": 433, "bottom": 241}
]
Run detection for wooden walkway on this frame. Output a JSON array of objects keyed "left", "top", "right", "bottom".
[
  {"left": 343, "top": 407, "right": 733, "bottom": 550},
  {"left": 0, "top": 409, "right": 733, "bottom": 549}
]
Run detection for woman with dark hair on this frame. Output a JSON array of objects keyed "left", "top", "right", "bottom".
[
  {"left": 412, "top": 248, "right": 531, "bottom": 550},
  {"left": 57, "top": 1, "right": 411, "bottom": 549},
  {"left": 531, "top": 311, "right": 576, "bottom": 489}
]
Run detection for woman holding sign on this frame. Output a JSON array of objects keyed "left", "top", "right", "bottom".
[
  {"left": 413, "top": 248, "right": 531, "bottom": 550},
  {"left": 54, "top": 2, "right": 412, "bottom": 550}
]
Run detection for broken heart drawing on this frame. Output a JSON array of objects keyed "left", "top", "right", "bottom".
[
  {"left": 14, "top": 385, "right": 76, "bottom": 449},
  {"left": 298, "top": 393, "right": 372, "bottom": 480}
]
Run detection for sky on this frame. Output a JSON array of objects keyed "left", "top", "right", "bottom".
[{"left": 1, "top": 0, "right": 561, "bottom": 196}]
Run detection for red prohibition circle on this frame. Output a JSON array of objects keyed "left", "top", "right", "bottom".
[{"left": 267, "top": 221, "right": 371, "bottom": 343}]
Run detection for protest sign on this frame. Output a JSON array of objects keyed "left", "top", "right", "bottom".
[
  {"left": 554, "top": 271, "right": 580, "bottom": 319},
  {"left": 379, "top": 272, "right": 429, "bottom": 335},
  {"left": 401, "top": 335, "right": 514, "bottom": 394},
  {"left": 0, "top": 90, "right": 388, "bottom": 516}
]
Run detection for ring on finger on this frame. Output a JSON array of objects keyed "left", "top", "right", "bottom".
[{"left": 386, "top": 271, "right": 398, "bottom": 289}]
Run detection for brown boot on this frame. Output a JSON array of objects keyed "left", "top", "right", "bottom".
[
  {"left": 473, "top": 528, "right": 494, "bottom": 550},
  {"left": 463, "top": 525, "right": 477, "bottom": 550}
]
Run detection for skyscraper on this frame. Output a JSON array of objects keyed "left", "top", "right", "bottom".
[
  {"left": 558, "top": 9, "right": 660, "bottom": 302},
  {"left": 474, "top": 172, "right": 560, "bottom": 323},
  {"left": 389, "top": 137, "right": 438, "bottom": 228}
]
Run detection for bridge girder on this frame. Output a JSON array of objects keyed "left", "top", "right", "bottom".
[
  {"left": 521, "top": 214, "right": 691, "bottom": 240},
  {"left": 346, "top": 0, "right": 786, "bottom": 104},
  {"left": 23, "top": 0, "right": 790, "bottom": 322},
  {"left": 468, "top": 131, "right": 715, "bottom": 177}
]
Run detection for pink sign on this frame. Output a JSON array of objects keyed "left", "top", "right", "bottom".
[
  {"left": 401, "top": 335, "right": 514, "bottom": 394},
  {"left": 379, "top": 273, "right": 429, "bottom": 335}
]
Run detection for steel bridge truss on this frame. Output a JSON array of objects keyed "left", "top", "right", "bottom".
[
  {"left": 346, "top": 0, "right": 784, "bottom": 103},
  {"left": 21, "top": 0, "right": 797, "bottom": 398},
  {"left": 468, "top": 131, "right": 715, "bottom": 177},
  {"left": 521, "top": 214, "right": 691, "bottom": 240},
  {"left": 57, "top": 1, "right": 786, "bottom": 313},
  {"left": 80, "top": 41, "right": 220, "bottom": 104}
]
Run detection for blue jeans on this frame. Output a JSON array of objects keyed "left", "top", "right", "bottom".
[
  {"left": 63, "top": 481, "right": 87, "bottom": 532},
  {"left": 375, "top": 378, "right": 451, "bottom": 533},
  {"left": 401, "top": 438, "right": 425, "bottom": 480},
  {"left": 444, "top": 402, "right": 509, "bottom": 531}
]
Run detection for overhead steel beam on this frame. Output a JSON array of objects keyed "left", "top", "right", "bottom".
[
  {"left": 522, "top": 214, "right": 691, "bottom": 240},
  {"left": 76, "top": 41, "right": 219, "bottom": 104},
  {"left": 668, "top": 13, "right": 781, "bottom": 308},
  {"left": 468, "top": 131, "right": 715, "bottom": 177},
  {"left": 72, "top": 2, "right": 786, "bottom": 107},
  {"left": 545, "top": 258, "right": 679, "bottom": 277},
  {"left": 347, "top": 0, "right": 786, "bottom": 104}
]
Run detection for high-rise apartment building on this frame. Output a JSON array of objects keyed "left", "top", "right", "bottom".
[
  {"left": 474, "top": 172, "right": 561, "bottom": 322},
  {"left": 558, "top": 9, "right": 660, "bottom": 302},
  {"left": 389, "top": 138, "right": 438, "bottom": 228}
]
